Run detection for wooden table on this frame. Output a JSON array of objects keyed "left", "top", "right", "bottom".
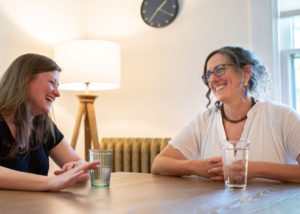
[{"left": 1, "top": 172, "right": 300, "bottom": 214}]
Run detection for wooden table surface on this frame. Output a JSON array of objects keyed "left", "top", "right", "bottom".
[{"left": 1, "top": 172, "right": 300, "bottom": 214}]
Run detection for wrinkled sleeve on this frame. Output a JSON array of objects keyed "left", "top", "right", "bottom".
[
  {"left": 284, "top": 107, "right": 300, "bottom": 161},
  {"left": 169, "top": 115, "right": 201, "bottom": 160}
]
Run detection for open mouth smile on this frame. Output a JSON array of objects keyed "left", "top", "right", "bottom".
[
  {"left": 45, "top": 95, "right": 54, "bottom": 103},
  {"left": 215, "top": 85, "right": 225, "bottom": 91}
]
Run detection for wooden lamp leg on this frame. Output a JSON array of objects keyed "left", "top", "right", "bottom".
[
  {"left": 84, "top": 111, "right": 91, "bottom": 161},
  {"left": 71, "top": 102, "right": 85, "bottom": 149},
  {"left": 86, "top": 103, "right": 100, "bottom": 150},
  {"left": 70, "top": 94, "right": 100, "bottom": 161}
]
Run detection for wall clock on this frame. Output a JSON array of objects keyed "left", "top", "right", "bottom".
[{"left": 141, "top": 0, "right": 179, "bottom": 28}]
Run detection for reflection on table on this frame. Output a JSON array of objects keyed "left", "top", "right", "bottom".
[{"left": 1, "top": 172, "right": 300, "bottom": 214}]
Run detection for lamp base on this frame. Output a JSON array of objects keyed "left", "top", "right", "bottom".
[{"left": 71, "top": 93, "right": 100, "bottom": 161}]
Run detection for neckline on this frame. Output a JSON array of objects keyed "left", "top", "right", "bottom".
[{"left": 221, "top": 97, "right": 256, "bottom": 123}]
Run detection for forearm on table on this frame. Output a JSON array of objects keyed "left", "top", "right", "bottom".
[
  {"left": 151, "top": 155, "right": 205, "bottom": 177},
  {"left": 249, "top": 161, "right": 300, "bottom": 183},
  {"left": 0, "top": 166, "right": 50, "bottom": 191}
]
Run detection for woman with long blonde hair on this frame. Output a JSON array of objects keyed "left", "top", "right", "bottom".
[{"left": 0, "top": 53, "right": 99, "bottom": 191}]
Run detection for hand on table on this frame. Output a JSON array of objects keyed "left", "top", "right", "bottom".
[
  {"left": 48, "top": 160, "right": 100, "bottom": 191},
  {"left": 206, "top": 156, "right": 224, "bottom": 181},
  {"left": 54, "top": 160, "right": 86, "bottom": 175}
]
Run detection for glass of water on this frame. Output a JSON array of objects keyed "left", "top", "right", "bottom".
[
  {"left": 222, "top": 140, "right": 250, "bottom": 190},
  {"left": 89, "top": 150, "right": 113, "bottom": 187}
]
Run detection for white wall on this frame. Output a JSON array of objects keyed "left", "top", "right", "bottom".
[
  {"left": 0, "top": 0, "right": 264, "bottom": 159},
  {"left": 84, "top": 0, "right": 250, "bottom": 133},
  {"left": 0, "top": 0, "right": 86, "bottom": 69},
  {"left": 250, "top": 0, "right": 279, "bottom": 101}
]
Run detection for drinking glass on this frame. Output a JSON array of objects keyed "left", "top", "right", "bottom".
[
  {"left": 89, "top": 150, "right": 113, "bottom": 187},
  {"left": 222, "top": 140, "right": 250, "bottom": 190}
]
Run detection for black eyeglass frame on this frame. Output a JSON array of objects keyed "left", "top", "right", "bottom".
[{"left": 202, "top": 63, "right": 234, "bottom": 84}]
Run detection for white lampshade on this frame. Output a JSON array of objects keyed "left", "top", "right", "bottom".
[{"left": 54, "top": 40, "right": 120, "bottom": 91}]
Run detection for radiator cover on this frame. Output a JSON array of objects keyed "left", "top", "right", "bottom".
[{"left": 100, "top": 138, "right": 171, "bottom": 173}]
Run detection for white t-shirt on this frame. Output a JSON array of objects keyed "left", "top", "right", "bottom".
[{"left": 169, "top": 100, "right": 300, "bottom": 164}]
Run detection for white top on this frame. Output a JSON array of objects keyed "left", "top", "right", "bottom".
[{"left": 169, "top": 100, "right": 300, "bottom": 164}]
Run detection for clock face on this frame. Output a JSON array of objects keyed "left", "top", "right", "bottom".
[{"left": 141, "top": 0, "right": 179, "bottom": 28}]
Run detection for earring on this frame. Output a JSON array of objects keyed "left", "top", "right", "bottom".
[{"left": 243, "top": 83, "right": 248, "bottom": 96}]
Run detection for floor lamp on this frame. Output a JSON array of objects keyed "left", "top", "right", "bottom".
[{"left": 54, "top": 40, "right": 121, "bottom": 160}]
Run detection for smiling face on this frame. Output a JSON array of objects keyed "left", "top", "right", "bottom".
[
  {"left": 27, "top": 70, "right": 60, "bottom": 116},
  {"left": 206, "top": 53, "right": 244, "bottom": 104}
]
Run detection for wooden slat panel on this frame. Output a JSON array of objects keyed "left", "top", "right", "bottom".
[
  {"left": 99, "top": 138, "right": 108, "bottom": 150},
  {"left": 141, "top": 138, "right": 152, "bottom": 173},
  {"left": 106, "top": 138, "right": 115, "bottom": 172},
  {"left": 132, "top": 138, "right": 142, "bottom": 172},
  {"left": 100, "top": 137, "right": 170, "bottom": 173},
  {"left": 114, "top": 141, "right": 123, "bottom": 172},
  {"left": 160, "top": 138, "right": 170, "bottom": 152},
  {"left": 123, "top": 138, "right": 132, "bottom": 172},
  {"left": 150, "top": 138, "right": 161, "bottom": 169}
]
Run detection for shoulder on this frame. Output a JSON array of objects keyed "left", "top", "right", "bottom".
[
  {"left": 256, "top": 100, "right": 298, "bottom": 114},
  {"left": 253, "top": 100, "right": 300, "bottom": 124},
  {"left": 195, "top": 105, "right": 218, "bottom": 122},
  {"left": 185, "top": 105, "right": 218, "bottom": 130}
]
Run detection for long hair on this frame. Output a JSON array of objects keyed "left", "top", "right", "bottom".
[
  {"left": 0, "top": 53, "right": 61, "bottom": 158},
  {"left": 201, "top": 46, "right": 271, "bottom": 107}
]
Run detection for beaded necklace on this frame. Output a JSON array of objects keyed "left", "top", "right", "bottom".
[{"left": 221, "top": 97, "right": 255, "bottom": 123}]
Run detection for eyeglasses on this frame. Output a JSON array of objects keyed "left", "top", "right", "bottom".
[{"left": 202, "top": 64, "right": 234, "bottom": 83}]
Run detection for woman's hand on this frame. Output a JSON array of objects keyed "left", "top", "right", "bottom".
[
  {"left": 206, "top": 156, "right": 224, "bottom": 181},
  {"left": 48, "top": 160, "right": 100, "bottom": 191},
  {"left": 54, "top": 160, "right": 86, "bottom": 175},
  {"left": 152, "top": 145, "right": 224, "bottom": 179}
]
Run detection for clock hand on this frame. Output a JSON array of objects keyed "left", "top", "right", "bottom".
[
  {"left": 160, "top": 9, "right": 173, "bottom": 16},
  {"left": 148, "top": 0, "right": 168, "bottom": 23}
]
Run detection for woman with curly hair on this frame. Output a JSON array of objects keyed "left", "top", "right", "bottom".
[{"left": 152, "top": 46, "right": 300, "bottom": 183}]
